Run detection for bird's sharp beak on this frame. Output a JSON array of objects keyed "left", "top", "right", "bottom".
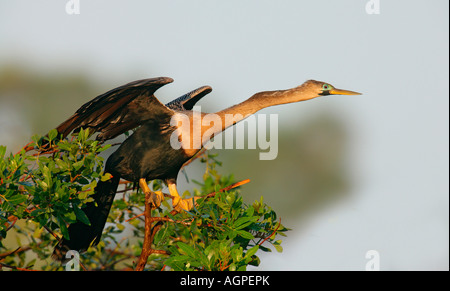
[{"left": 329, "top": 88, "right": 362, "bottom": 95}]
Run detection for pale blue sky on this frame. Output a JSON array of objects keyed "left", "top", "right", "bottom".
[{"left": 0, "top": 0, "right": 448, "bottom": 270}]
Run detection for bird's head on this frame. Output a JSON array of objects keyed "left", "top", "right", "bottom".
[{"left": 301, "top": 80, "right": 362, "bottom": 98}]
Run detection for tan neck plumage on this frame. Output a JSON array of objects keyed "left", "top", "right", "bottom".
[
  {"left": 175, "top": 84, "right": 320, "bottom": 156},
  {"left": 210, "top": 85, "right": 318, "bottom": 135}
]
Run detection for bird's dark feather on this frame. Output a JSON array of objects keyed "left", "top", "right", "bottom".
[
  {"left": 55, "top": 77, "right": 174, "bottom": 141},
  {"left": 166, "top": 86, "right": 212, "bottom": 111},
  {"left": 55, "top": 78, "right": 211, "bottom": 142}
]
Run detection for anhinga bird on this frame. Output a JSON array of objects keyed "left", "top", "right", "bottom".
[{"left": 52, "top": 77, "right": 360, "bottom": 259}]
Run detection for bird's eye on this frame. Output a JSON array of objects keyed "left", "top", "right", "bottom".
[{"left": 322, "top": 84, "right": 330, "bottom": 90}]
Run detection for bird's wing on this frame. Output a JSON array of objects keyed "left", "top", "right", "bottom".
[
  {"left": 55, "top": 77, "right": 174, "bottom": 141},
  {"left": 165, "top": 86, "right": 212, "bottom": 111}
]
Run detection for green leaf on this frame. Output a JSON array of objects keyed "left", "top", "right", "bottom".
[
  {"left": 55, "top": 158, "right": 68, "bottom": 171},
  {"left": 57, "top": 142, "right": 73, "bottom": 151},
  {"left": 0, "top": 145, "right": 6, "bottom": 159},
  {"left": 48, "top": 129, "right": 58, "bottom": 141},
  {"left": 97, "top": 144, "right": 111, "bottom": 152},
  {"left": 245, "top": 245, "right": 259, "bottom": 259},
  {"left": 233, "top": 216, "right": 257, "bottom": 230},
  {"left": 177, "top": 242, "right": 196, "bottom": 258},
  {"left": 101, "top": 173, "right": 112, "bottom": 182},
  {"left": 259, "top": 245, "right": 272, "bottom": 252},
  {"left": 274, "top": 244, "right": 283, "bottom": 253},
  {"left": 73, "top": 205, "right": 91, "bottom": 226},
  {"left": 25, "top": 258, "right": 37, "bottom": 269},
  {"left": 57, "top": 215, "right": 70, "bottom": 240},
  {"left": 114, "top": 199, "right": 128, "bottom": 210},
  {"left": 237, "top": 230, "right": 255, "bottom": 240},
  {"left": 244, "top": 206, "right": 254, "bottom": 217},
  {"left": 31, "top": 134, "right": 42, "bottom": 147},
  {"left": 77, "top": 177, "right": 90, "bottom": 185},
  {"left": 72, "top": 161, "right": 84, "bottom": 171},
  {"left": 164, "top": 255, "right": 190, "bottom": 271},
  {"left": 7, "top": 194, "right": 27, "bottom": 206}
]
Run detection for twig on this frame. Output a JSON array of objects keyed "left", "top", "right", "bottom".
[
  {"left": 109, "top": 142, "right": 122, "bottom": 147},
  {"left": 0, "top": 262, "right": 39, "bottom": 271},
  {"left": 32, "top": 147, "right": 59, "bottom": 156},
  {"left": 135, "top": 191, "right": 154, "bottom": 271},
  {"left": 258, "top": 217, "right": 282, "bottom": 246},
  {"left": 99, "top": 240, "right": 133, "bottom": 270},
  {"left": 134, "top": 206, "right": 179, "bottom": 271},
  {"left": 181, "top": 148, "right": 207, "bottom": 169},
  {"left": 0, "top": 247, "right": 22, "bottom": 259},
  {"left": 43, "top": 225, "right": 61, "bottom": 241},
  {"left": 19, "top": 141, "right": 38, "bottom": 154},
  {"left": 125, "top": 213, "right": 192, "bottom": 225},
  {"left": 205, "top": 179, "right": 251, "bottom": 199},
  {"left": 5, "top": 216, "right": 18, "bottom": 232}
]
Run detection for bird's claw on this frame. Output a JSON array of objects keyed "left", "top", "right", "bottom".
[
  {"left": 172, "top": 196, "right": 200, "bottom": 212},
  {"left": 148, "top": 191, "right": 164, "bottom": 209}
]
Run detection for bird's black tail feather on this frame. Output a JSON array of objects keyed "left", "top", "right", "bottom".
[{"left": 52, "top": 174, "right": 120, "bottom": 261}]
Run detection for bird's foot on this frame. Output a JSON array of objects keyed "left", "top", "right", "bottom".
[
  {"left": 172, "top": 196, "right": 201, "bottom": 212},
  {"left": 148, "top": 191, "right": 164, "bottom": 209},
  {"left": 140, "top": 178, "right": 165, "bottom": 209}
]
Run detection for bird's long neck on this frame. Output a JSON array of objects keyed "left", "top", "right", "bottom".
[
  {"left": 173, "top": 84, "right": 319, "bottom": 156},
  {"left": 212, "top": 85, "right": 318, "bottom": 133}
]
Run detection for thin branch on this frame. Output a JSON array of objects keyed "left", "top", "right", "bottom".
[
  {"left": 43, "top": 225, "right": 61, "bottom": 241},
  {"left": 205, "top": 179, "right": 251, "bottom": 199},
  {"left": 258, "top": 217, "right": 282, "bottom": 246},
  {"left": 0, "top": 247, "right": 23, "bottom": 259},
  {"left": 125, "top": 213, "right": 192, "bottom": 225},
  {"left": 6, "top": 216, "right": 18, "bottom": 232},
  {"left": 19, "top": 141, "right": 35, "bottom": 154},
  {"left": 135, "top": 191, "right": 154, "bottom": 271},
  {"left": 0, "top": 262, "right": 39, "bottom": 271},
  {"left": 181, "top": 148, "right": 207, "bottom": 169}
]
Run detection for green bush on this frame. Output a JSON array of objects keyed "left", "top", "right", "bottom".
[{"left": 0, "top": 130, "right": 287, "bottom": 271}]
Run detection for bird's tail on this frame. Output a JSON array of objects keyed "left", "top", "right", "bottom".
[{"left": 52, "top": 174, "right": 120, "bottom": 261}]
